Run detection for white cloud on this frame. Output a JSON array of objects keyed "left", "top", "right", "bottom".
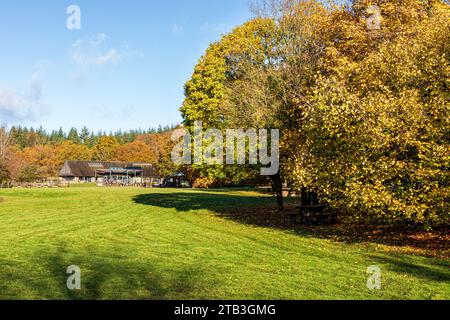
[
  {"left": 0, "top": 74, "right": 45, "bottom": 123},
  {"left": 70, "top": 33, "right": 122, "bottom": 67},
  {"left": 171, "top": 24, "right": 184, "bottom": 36},
  {"left": 92, "top": 48, "right": 120, "bottom": 65},
  {"left": 93, "top": 105, "right": 135, "bottom": 121},
  {"left": 202, "top": 22, "right": 234, "bottom": 36}
]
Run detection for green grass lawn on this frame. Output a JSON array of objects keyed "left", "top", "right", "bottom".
[{"left": 0, "top": 187, "right": 448, "bottom": 300}]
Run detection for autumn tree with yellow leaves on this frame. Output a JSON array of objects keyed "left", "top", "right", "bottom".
[{"left": 181, "top": 0, "right": 449, "bottom": 228}]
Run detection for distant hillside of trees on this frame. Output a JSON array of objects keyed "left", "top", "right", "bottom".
[
  {"left": 9, "top": 125, "right": 178, "bottom": 149},
  {"left": 0, "top": 125, "right": 178, "bottom": 183}
]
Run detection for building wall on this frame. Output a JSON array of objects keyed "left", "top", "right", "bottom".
[{"left": 62, "top": 176, "right": 95, "bottom": 183}]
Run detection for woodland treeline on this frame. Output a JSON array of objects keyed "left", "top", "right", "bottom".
[
  {"left": 0, "top": 125, "right": 176, "bottom": 183},
  {"left": 178, "top": 0, "right": 449, "bottom": 229},
  {"left": 10, "top": 125, "right": 177, "bottom": 148}
]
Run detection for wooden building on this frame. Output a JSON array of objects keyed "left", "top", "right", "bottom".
[{"left": 59, "top": 161, "right": 161, "bottom": 186}]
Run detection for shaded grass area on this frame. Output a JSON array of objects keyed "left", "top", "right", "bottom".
[
  {"left": 134, "top": 193, "right": 449, "bottom": 259},
  {"left": 0, "top": 187, "right": 448, "bottom": 300}
]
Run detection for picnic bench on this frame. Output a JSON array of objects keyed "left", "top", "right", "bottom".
[
  {"left": 288, "top": 189, "right": 337, "bottom": 226},
  {"left": 289, "top": 205, "right": 337, "bottom": 226}
]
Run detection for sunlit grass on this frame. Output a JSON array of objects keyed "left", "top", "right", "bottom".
[{"left": 0, "top": 187, "right": 448, "bottom": 300}]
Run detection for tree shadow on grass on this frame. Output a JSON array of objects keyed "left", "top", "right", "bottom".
[
  {"left": 133, "top": 192, "right": 449, "bottom": 259},
  {"left": 133, "top": 191, "right": 276, "bottom": 214},
  {"left": 0, "top": 243, "right": 214, "bottom": 300},
  {"left": 368, "top": 254, "right": 450, "bottom": 283}
]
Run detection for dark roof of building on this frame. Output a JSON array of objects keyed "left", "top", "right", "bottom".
[{"left": 59, "top": 161, "right": 159, "bottom": 178}]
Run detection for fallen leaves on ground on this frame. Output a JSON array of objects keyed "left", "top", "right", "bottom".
[{"left": 218, "top": 203, "right": 449, "bottom": 259}]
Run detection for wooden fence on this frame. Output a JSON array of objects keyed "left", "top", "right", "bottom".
[{"left": 0, "top": 182, "right": 13, "bottom": 189}]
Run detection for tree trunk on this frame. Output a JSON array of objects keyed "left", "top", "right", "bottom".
[
  {"left": 301, "top": 187, "right": 320, "bottom": 206},
  {"left": 270, "top": 172, "right": 283, "bottom": 210},
  {"left": 0, "top": 126, "right": 11, "bottom": 162}
]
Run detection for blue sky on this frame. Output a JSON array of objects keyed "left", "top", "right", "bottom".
[{"left": 0, "top": 0, "right": 252, "bottom": 132}]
